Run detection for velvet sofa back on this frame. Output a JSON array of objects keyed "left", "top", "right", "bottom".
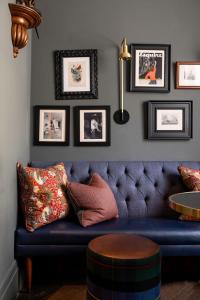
[{"left": 29, "top": 161, "right": 200, "bottom": 218}]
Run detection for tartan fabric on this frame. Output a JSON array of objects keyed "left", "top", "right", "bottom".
[
  {"left": 87, "top": 235, "right": 161, "bottom": 298},
  {"left": 87, "top": 277, "right": 161, "bottom": 300},
  {"left": 87, "top": 250, "right": 160, "bottom": 284}
]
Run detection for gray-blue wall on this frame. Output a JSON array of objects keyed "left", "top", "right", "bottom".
[
  {"left": 0, "top": 1, "right": 31, "bottom": 299},
  {"left": 31, "top": 0, "right": 200, "bottom": 161}
]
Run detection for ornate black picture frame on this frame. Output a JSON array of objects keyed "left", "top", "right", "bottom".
[
  {"left": 33, "top": 106, "right": 70, "bottom": 146},
  {"left": 147, "top": 101, "right": 192, "bottom": 140},
  {"left": 130, "top": 44, "right": 171, "bottom": 93},
  {"left": 74, "top": 106, "right": 110, "bottom": 146},
  {"left": 55, "top": 49, "right": 98, "bottom": 100}
]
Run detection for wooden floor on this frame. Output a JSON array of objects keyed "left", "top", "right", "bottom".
[
  {"left": 17, "top": 281, "right": 200, "bottom": 300},
  {"left": 17, "top": 256, "right": 200, "bottom": 300}
]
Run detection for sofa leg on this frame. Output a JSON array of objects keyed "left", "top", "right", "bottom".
[{"left": 25, "top": 257, "right": 32, "bottom": 292}]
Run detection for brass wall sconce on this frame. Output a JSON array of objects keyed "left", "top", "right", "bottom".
[
  {"left": 113, "top": 38, "right": 132, "bottom": 124},
  {"left": 8, "top": 1, "right": 42, "bottom": 58}
]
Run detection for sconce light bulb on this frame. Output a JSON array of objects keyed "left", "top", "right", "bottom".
[{"left": 119, "top": 37, "right": 132, "bottom": 61}]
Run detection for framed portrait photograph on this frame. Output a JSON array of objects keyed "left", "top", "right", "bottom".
[
  {"left": 176, "top": 61, "right": 200, "bottom": 89},
  {"left": 55, "top": 49, "right": 98, "bottom": 99},
  {"left": 147, "top": 101, "right": 192, "bottom": 140},
  {"left": 74, "top": 106, "right": 110, "bottom": 146},
  {"left": 130, "top": 44, "right": 171, "bottom": 92},
  {"left": 34, "top": 106, "right": 70, "bottom": 145}
]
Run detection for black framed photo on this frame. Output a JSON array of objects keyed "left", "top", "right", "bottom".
[
  {"left": 147, "top": 101, "right": 192, "bottom": 140},
  {"left": 74, "top": 106, "right": 110, "bottom": 146},
  {"left": 34, "top": 106, "right": 70, "bottom": 146},
  {"left": 55, "top": 49, "right": 98, "bottom": 100},
  {"left": 130, "top": 44, "right": 171, "bottom": 92}
]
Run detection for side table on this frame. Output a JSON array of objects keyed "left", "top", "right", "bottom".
[{"left": 169, "top": 191, "right": 200, "bottom": 218}]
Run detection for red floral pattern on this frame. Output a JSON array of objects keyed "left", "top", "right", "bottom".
[
  {"left": 178, "top": 166, "right": 200, "bottom": 191},
  {"left": 17, "top": 163, "right": 69, "bottom": 232}
]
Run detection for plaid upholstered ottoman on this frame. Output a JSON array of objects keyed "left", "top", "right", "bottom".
[{"left": 87, "top": 234, "right": 161, "bottom": 300}]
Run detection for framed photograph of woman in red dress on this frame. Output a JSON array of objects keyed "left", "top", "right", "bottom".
[{"left": 130, "top": 44, "right": 171, "bottom": 93}]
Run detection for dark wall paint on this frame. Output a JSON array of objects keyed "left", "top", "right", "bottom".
[{"left": 31, "top": 0, "right": 200, "bottom": 161}]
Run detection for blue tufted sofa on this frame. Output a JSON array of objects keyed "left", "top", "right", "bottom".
[{"left": 15, "top": 161, "right": 200, "bottom": 289}]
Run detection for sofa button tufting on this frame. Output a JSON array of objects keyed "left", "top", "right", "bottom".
[
  {"left": 116, "top": 183, "right": 120, "bottom": 188},
  {"left": 145, "top": 196, "right": 149, "bottom": 202},
  {"left": 162, "top": 168, "right": 165, "bottom": 173},
  {"left": 154, "top": 182, "right": 158, "bottom": 187},
  {"left": 126, "top": 197, "right": 130, "bottom": 202},
  {"left": 135, "top": 182, "right": 139, "bottom": 188},
  {"left": 143, "top": 169, "right": 146, "bottom": 174}
]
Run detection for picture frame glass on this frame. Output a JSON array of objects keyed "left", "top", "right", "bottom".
[
  {"left": 55, "top": 49, "right": 98, "bottom": 100},
  {"left": 147, "top": 101, "right": 192, "bottom": 140},
  {"left": 39, "top": 109, "right": 66, "bottom": 142},
  {"left": 80, "top": 109, "right": 106, "bottom": 142},
  {"left": 63, "top": 56, "right": 90, "bottom": 92},
  {"left": 74, "top": 106, "right": 110, "bottom": 146},
  {"left": 130, "top": 44, "right": 170, "bottom": 92},
  {"left": 156, "top": 109, "right": 183, "bottom": 131},
  {"left": 135, "top": 49, "right": 165, "bottom": 87},
  {"left": 179, "top": 64, "right": 200, "bottom": 87}
]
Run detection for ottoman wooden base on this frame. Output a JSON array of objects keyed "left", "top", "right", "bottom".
[{"left": 87, "top": 234, "right": 161, "bottom": 300}]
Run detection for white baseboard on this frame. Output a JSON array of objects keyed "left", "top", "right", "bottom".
[{"left": 0, "top": 261, "right": 18, "bottom": 300}]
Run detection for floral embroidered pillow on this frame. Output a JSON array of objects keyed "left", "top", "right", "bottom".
[
  {"left": 178, "top": 165, "right": 200, "bottom": 191},
  {"left": 17, "top": 162, "right": 70, "bottom": 232}
]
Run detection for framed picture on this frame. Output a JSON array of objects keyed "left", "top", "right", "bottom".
[
  {"left": 74, "top": 106, "right": 110, "bottom": 146},
  {"left": 55, "top": 49, "right": 98, "bottom": 99},
  {"left": 147, "top": 101, "right": 192, "bottom": 140},
  {"left": 176, "top": 61, "right": 200, "bottom": 89},
  {"left": 34, "top": 106, "right": 70, "bottom": 145},
  {"left": 130, "top": 44, "right": 171, "bottom": 92}
]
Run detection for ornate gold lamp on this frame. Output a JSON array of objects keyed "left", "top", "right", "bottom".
[
  {"left": 113, "top": 38, "right": 132, "bottom": 124},
  {"left": 8, "top": 0, "right": 42, "bottom": 58}
]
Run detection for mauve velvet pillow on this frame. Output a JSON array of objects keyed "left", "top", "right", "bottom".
[{"left": 67, "top": 173, "right": 119, "bottom": 227}]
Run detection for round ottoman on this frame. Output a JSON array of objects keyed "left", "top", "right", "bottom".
[{"left": 87, "top": 234, "right": 161, "bottom": 300}]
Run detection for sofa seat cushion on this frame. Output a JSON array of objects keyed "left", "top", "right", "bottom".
[{"left": 15, "top": 217, "right": 200, "bottom": 246}]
